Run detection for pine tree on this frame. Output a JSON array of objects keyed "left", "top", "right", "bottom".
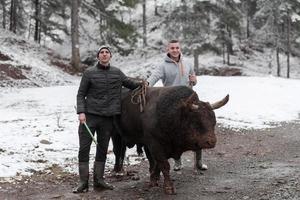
[
  {"left": 214, "top": 0, "right": 242, "bottom": 65},
  {"left": 81, "top": 0, "right": 139, "bottom": 55},
  {"left": 163, "top": 0, "right": 241, "bottom": 70},
  {"left": 254, "top": 0, "right": 300, "bottom": 78}
]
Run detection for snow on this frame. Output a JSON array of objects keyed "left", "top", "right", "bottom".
[
  {"left": 0, "top": 28, "right": 77, "bottom": 88},
  {"left": 1, "top": 0, "right": 300, "bottom": 181},
  {"left": 1, "top": 75, "right": 300, "bottom": 179}
]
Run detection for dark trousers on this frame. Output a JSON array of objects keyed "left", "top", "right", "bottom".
[{"left": 78, "top": 114, "right": 113, "bottom": 162}]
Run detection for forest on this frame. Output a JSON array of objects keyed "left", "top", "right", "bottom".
[{"left": 1, "top": 0, "right": 300, "bottom": 77}]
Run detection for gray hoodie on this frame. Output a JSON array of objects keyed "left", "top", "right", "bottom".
[{"left": 147, "top": 54, "right": 195, "bottom": 87}]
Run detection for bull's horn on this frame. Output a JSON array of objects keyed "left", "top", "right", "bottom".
[{"left": 210, "top": 94, "right": 229, "bottom": 110}]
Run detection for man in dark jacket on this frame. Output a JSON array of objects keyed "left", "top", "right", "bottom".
[{"left": 73, "top": 46, "right": 141, "bottom": 193}]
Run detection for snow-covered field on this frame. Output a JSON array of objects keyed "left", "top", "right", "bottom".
[{"left": 1, "top": 75, "right": 300, "bottom": 179}]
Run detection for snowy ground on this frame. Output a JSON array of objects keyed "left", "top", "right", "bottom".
[{"left": 0, "top": 75, "right": 300, "bottom": 179}]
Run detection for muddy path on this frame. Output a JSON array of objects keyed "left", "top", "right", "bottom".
[{"left": 1, "top": 123, "right": 299, "bottom": 200}]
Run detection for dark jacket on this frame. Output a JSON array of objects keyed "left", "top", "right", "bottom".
[{"left": 76, "top": 63, "right": 140, "bottom": 116}]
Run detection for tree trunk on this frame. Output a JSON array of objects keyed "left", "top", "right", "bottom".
[
  {"left": 222, "top": 43, "right": 225, "bottom": 64},
  {"left": 286, "top": 12, "right": 290, "bottom": 79},
  {"left": 226, "top": 25, "right": 232, "bottom": 65},
  {"left": 227, "top": 45, "right": 230, "bottom": 65},
  {"left": 34, "top": 0, "right": 41, "bottom": 43},
  {"left": 193, "top": 49, "right": 199, "bottom": 75},
  {"left": 154, "top": 0, "right": 159, "bottom": 16},
  {"left": 142, "top": 0, "right": 147, "bottom": 47},
  {"left": 276, "top": 46, "right": 280, "bottom": 77},
  {"left": 1, "top": 0, "right": 6, "bottom": 29},
  {"left": 246, "top": 13, "right": 250, "bottom": 38},
  {"left": 227, "top": 25, "right": 233, "bottom": 55},
  {"left": 9, "top": 0, "right": 17, "bottom": 33},
  {"left": 71, "top": 0, "right": 81, "bottom": 71}
]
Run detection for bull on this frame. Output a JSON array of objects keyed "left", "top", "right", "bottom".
[{"left": 112, "top": 85, "right": 229, "bottom": 195}]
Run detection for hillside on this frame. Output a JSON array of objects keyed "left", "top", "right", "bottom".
[
  {"left": 2, "top": 0, "right": 300, "bottom": 89},
  {"left": 0, "top": 28, "right": 78, "bottom": 88}
]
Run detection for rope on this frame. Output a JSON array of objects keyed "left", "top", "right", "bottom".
[{"left": 131, "top": 80, "right": 148, "bottom": 112}]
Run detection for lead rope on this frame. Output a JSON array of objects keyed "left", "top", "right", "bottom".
[{"left": 131, "top": 80, "right": 148, "bottom": 112}]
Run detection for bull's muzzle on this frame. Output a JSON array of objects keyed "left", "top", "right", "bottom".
[
  {"left": 207, "top": 136, "right": 217, "bottom": 148},
  {"left": 202, "top": 134, "right": 217, "bottom": 149}
]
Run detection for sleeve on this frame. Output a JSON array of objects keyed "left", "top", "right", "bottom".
[
  {"left": 147, "top": 64, "right": 164, "bottom": 87},
  {"left": 76, "top": 72, "right": 90, "bottom": 114},
  {"left": 120, "top": 70, "right": 141, "bottom": 90}
]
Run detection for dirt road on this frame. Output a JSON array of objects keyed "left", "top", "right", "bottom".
[{"left": 1, "top": 123, "right": 299, "bottom": 200}]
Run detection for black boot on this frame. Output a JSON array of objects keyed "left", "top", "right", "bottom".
[
  {"left": 94, "top": 161, "right": 114, "bottom": 190},
  {"left": 195, "top": 149, "right": 208, "bottom": 170},
  {"left": 73, "top": 162, "right": 89, "bottom": 193}
]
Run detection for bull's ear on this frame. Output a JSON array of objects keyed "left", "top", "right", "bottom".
[
  {"left": 185, "top": 92, "right": 197, "bottom": 104},
  {"left": 210, "top": 94, "right": 229, "bottom": 110}
]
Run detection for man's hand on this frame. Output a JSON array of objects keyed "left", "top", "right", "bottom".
[
  {"left": 189, "top": 74, "right": 197, "bottom": 85},
  {"left": 78, "top": 113, "right": 86, "bottom": 124}
]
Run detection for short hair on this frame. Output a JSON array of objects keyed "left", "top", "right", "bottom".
[{"left": 169, "top": 39, "right": 179, "bottom": 44}]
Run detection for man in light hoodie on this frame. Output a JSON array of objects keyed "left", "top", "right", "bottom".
[{"left": 147, "top": 39, "right": 208, "bottom": 172}]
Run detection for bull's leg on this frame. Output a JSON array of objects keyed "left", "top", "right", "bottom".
[
  {"left": 111, "top": 130, "right": 126, "bottom": 174},
  {"left": 144, "top": 146, "right": 154, "bottom": 171},
  {"left": 149, "top": 162, "right": 160, "bottom": 187},
  {"left": 144, "top": 146, "right": 160, "bottom": 186},
  {"left": 158, "top": 160, "right": 176, "bottom": 195}
]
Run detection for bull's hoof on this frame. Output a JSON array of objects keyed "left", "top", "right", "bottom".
[
  {"left": 149, "top": 180, "right": 159, "bottom": 187},
  {"left": 164, "top": 186, "right": 176, "bottom": 195}
]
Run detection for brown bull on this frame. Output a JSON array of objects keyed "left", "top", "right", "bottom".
[{"left": 112, "top": 85, "right": 229, "bottom": 194}]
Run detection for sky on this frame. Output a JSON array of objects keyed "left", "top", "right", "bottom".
[{"left": 1, "top": 75, "right": 300, "bottom": 179}]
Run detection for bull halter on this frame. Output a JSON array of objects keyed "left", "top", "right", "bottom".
[{"left": 131, "top": 80, "right": 148, "bottom": 112}]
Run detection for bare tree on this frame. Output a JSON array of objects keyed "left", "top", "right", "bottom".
[
  {"left": 276, "top": 46, "right": 280, "bottom": 76},
  {"left": 154, "top": 0, "right": 159, "bottom": 16},
  {"left": 286, "top": 10, "right": 290, "bottom": 78},
  {"left": 9, "top": 0, "right": 17, "bottom": 33},
  {"left": 34, "top": 0, "right": 41, "bottom": 43},
  {"left": 193, "top": 49, "right": 199, "bottom": 75},
  {"left": 1, "top": 0, "right": 6, "bottom": 29},
  {"left": 71, "top": 0, "right": 81, "bottom": 71},
  {"left": 142, "top": 0, "right": 147, "bottom": 47}
]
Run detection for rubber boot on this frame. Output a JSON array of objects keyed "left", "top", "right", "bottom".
[
  {"left": 73, "top": 162, "right": 89, "bottom": 193},
  {"left": 195, "top": 149, "right": 208, "bottom": 170},
  {"left": 173, "top": 158, "right": 182, "bottom": 171},
  {"left": 94, "top": 161, "right": 114, "bottom": 190}
]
